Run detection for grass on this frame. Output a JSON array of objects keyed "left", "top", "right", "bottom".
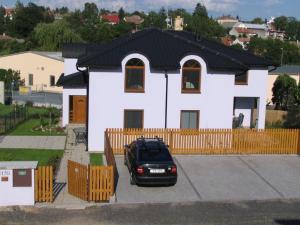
[
  {"left": 0, "top": 149, "right": 64, "bottom": 166},
  {"left": 8, "top": 119, "right": 65, "bottom": 136},
  {"left": 0, "top": 104, "right": 13, "bottom": 116},
  {"left": 90, "top": 153, "right": 103, "bottom": 166}
]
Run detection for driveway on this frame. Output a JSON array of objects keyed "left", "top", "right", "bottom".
[{"left": 115, "top": 155, "right": 300, "bottom": 203}]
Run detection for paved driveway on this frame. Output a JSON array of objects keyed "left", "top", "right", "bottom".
[{"left": 115, "top": 155, "right": 300, "bottom": 203}]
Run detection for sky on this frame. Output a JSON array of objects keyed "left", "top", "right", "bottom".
[{"left": 1, "top": 0, "right": 300, "bottom": 20}]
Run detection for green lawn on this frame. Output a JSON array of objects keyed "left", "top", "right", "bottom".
[
  {"left": 0, "top": 104, "right": 13, "bottom": 116},
  {"left": 90, "top": 153, "right": 103, "bottom": 166},
  {"left": 8, "top": 119, "right": 65, "bottom": 136},
  {"left": 0, "top": 149, "right": 64, "bottom": 166}
]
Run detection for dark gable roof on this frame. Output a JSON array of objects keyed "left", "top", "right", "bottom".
[
  {"left": 56, "top": 71, "right": 88, "bottom": 87},
  {"left": 269, "top": 65, "right": 300, "bottom": 75},
  {"left": 66, "top": 28, "right": 277, "bottom": 72}
]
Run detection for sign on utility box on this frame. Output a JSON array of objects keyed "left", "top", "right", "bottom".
[{"left": 0, "top": 81, "right": 4, "bottom": 104}]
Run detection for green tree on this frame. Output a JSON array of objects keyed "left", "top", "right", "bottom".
[
  {"left": 274, "top": 16, "right": 288, "bottom": 31},
  {"left": 188, "top": 3, "right": 225, "bottom": 38},
  {"left": 118, "top": 7, "right": 125, "bottom": 21},
  {"left": 284, "top": 105, "right": 300, "bottom": 128},
  {"left": 251, "top": 17, "right": 264, "bottom": 24},
  {"left": 7, "top": 2, "right": 54, "bottom": 38},
  {"left": 231, "top": 43, "right": 244, "bottom": 50},
  {"left": 272, "top": 74, "right": 298, "bottom": 110},
  {"left": 33, "top": 20, "right": 82, "bottom": 51},
  {"left": 0, "top": 69, "right": 21, "bottom": 91},
  {"left": 82, "top": 2, "right": 98, "bottom": 20},
  {"left": 285, "top": 17, "right": 300, "bottom": 41}
]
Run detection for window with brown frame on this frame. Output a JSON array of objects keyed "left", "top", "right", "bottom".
[
  {"left": 124, "top": 109, "right": 144, "bottom": 129},
  {"left": 235, "top": 72, "right": 248, "bottom": 85},
  {"left": 182, "top": 60, "right": 201, "bottom": 93},
  {"left": 50, "top": 75, "right": 55, "bottom": 86},
  {"left": 125, "top": 58, "right": 145, "bottom": 92},
  {"left": 180, "top": 110, "right": 199, "bottom": 129}
]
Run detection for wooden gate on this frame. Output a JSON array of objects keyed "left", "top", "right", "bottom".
[
  {"left": 67, "top": 160, "right": 114, "bottom": 202},
  {"left": 68, "top": 160, "right": 88, "bottom": 201}
]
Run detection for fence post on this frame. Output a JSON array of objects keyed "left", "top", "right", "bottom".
[
  {"left": 298, "top": 130, "right": 300, "bottom": 155},
  {"left": 87, "top": 164, "right": 90, "bottom": 202},
  {"left": 169, "top": 130, "right": 173, "bottom": 153}
]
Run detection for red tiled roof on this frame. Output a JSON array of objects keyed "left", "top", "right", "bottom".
[
  {"left": 102, "top": 14, "right": 120, "bottom": 24},
  {"left": 221, "top": 37, "right": 233, "bottom": 46},
  {"left": 234, "top": 28, "right": 256, "bottom": 34},
  {"left": 5, "top": 8, "right": 15, "bottom": 16}
]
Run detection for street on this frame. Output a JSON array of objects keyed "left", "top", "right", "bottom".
[{"left": 1, "top": 200, "right": 300, "bottom": 225}]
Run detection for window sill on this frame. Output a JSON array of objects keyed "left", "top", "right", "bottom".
[
  {"left": 125, "top": 89, "right": 145, "bottom": 93},
  {"left": 181, "top": 90, "right": 201, "bottom": 94}
]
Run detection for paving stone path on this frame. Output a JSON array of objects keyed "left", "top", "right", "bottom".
[{"left": 50, "top": 125, "right": 92, "bottom": 208}]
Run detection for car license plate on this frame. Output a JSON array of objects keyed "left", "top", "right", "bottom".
[{"left": 150, "top": 169, "right": 165, "bottom": 174}]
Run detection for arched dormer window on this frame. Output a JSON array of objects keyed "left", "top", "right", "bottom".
[
  {"left": 182, "top": 60, "right": 201, "bottom": 93},
  {"left": 125, "top": 58, "right": 145, "bottom": 93}
]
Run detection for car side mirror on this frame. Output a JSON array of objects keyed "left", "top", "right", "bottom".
[{"left": 124, "top": 144, "right": 129, "bottom": 148}]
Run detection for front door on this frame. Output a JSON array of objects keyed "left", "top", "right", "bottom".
[{"left": 72, "top": 96, "right": 87, "bottom": 124}]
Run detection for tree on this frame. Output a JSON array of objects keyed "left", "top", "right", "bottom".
[
  {"left": 285, "top": 17, "right": 300, "bottom": 41},
  {"left": 33, "top": 20, "right": 82, "bottom": 51},
  {"left": 82, "top": 2, "right": 98, "bottom": 20},
  {"left": 231, "top": 43, "right": 244, "bottom": 50},
  {"left": 0, "top": 69, "right": 21, "bottom": 91},
  {"left": 274, "top": 16, "right": 288, "bottom": 31},
  {"left": 7, "top": 2, "right": 54, "bottom": 38},
  {"left": 248, "top": 37, "right": 300, "bottom": 65},
  {"left": 193, "top": 3, "right": 208, "bottom": 18},
  {"left": 272, "top": 74, "right": 298, "bottom": 110},
  {"left": 251, "top": 17, "right": 264, "bottom": 24},
  {"left": 188, "top": 3, "right": 225, "bottom": 39},
  {"left": 118, "top": 7, "right": 125, "bottom": 21}
]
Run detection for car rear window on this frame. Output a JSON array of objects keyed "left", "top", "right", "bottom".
[{"left": 139, "top": 141, "right": 172, "bottom": 162}]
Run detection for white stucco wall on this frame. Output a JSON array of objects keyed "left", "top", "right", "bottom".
[
  {"left": 234, "top": 70, "right": 268, "bottom": 129},
  {"left": 63, "top": 53, "right": 268, "bottom": 151},
  {"left": 62, "top": 88, "right": 87, "bottom": 126},
  {"left": 0, "top": 169, "right": 35, "bottom": 206}
]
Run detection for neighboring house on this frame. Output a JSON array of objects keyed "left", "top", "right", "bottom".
[
  {"left": 4, "top": 8, "right": 15, "bottom": 20},
  {"left": 221, "top": 37, "right": 250, "bottom": 49},
  {"left": 101, "top": 13, "right": 120, "bottom": 25},
  {"left": 0, "top": 51, "right": 63, "bottom": 93},
  {"left": 174, "top": 16, "right": 184, "bottom": 31},
  {"left": 57, "top": 28, "right": 277, "bottom": 152},
  {"left": 217, "top": 15, "right": 239, "bottom": 29},
  {"left": 267, "top": 65, "right": 300, "bottom": 105},
  {"left": 267, "top": 17, "right": 285, "bottom": 40},
  {"left": 230, "top": 22, "right": 268, "bottom": 39}
]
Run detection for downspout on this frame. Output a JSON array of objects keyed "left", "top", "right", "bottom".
[
  {"left": 164, "top": 70, "right": 168, "bottom": 129},
  {"left": 76, "top": 65, "right": 89, "bottom": 152}
]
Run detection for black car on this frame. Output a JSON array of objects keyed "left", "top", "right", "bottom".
[{"left": 124, "top": 137, "right": 177, "bottom": 186}]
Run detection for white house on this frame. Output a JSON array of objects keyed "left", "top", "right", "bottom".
[
  {"left": 57, "top": 28, "right": 277, "bottom": 152},
  {"left": 230, "top": 22, "right": 268, "bottom": 39}
]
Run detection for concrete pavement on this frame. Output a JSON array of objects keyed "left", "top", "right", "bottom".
[
  {"left": 115, "top": 155, "right": 300, "bottom": 203},
  {"left": 1, "top": 200, "right": 300, "bottom": 225},
  {"left": 0, "top": 136, "right": 66, "bottom": 149}
]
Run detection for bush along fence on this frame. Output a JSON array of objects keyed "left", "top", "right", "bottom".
[
  {"left": 0, "top": 106, "right": 27, "bottom": 134},
  {"left": 106, "top": 128, "right": 300, "bottom": 155}
]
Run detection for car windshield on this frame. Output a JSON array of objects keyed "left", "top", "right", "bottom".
[{"left": 139, "top": 141, "right": 172, "bottom": 162}]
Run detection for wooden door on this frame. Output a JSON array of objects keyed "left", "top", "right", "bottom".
[{"left": 73, "top": 96, "right": 87, "bottom": 124}]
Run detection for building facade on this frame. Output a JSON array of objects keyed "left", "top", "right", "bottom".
[{"left": 58, "top": 29, "right": 277, "bottom": 152}]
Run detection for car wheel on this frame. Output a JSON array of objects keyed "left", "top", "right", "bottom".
[{"left": 130, "top": 172, "right": 136, "bottom": 185}]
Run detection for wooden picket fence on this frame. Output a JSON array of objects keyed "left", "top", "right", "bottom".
[
  {"left": 106, "top": 128, "right": 300, "bottom": 155},
  {"left": 35, "top": 166, "right": 53, "bottom": 202},
  {"left": 67, "top": 160, "right": 114, "bottom": 202},
  {"left": 89, "top": 166, "right": 114, "bottom": 201}
]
